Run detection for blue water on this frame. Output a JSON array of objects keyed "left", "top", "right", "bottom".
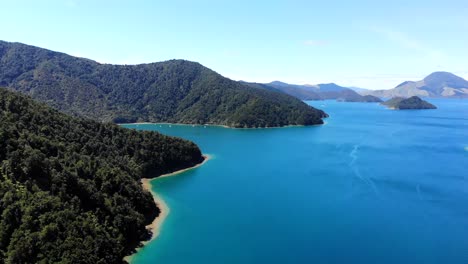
[{"left": 124, "top": 99, "right": 468, "bottom": 264}]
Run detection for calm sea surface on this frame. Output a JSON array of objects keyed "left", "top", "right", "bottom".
[{"left": 124, "top": 99, "right": 468, "bottom": 264}]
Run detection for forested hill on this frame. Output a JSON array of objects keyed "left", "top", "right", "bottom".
[
  {"left": 0, "top": 41, "right": 327, "bottom": 127},
  {"left": 381, "top": 96, "right": 437, "bottom": 110},
  {"left": 0, "top": 88, "right": 204, "bottom": 263}
]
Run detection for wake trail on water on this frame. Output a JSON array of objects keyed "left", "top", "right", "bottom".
[
  {"left": 349, "top": 144, "right": 380, "bottom": 196},
  {"left": 416, "top": 184, "right": 423, "bottom": 201}
]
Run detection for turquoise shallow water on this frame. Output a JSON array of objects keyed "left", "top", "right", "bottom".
[{"left": 124, "top": 99, "right": 468, "bottom": 264}]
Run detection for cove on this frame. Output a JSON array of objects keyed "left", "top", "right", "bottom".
[{"left": 124, "top": 99, "right": 468, "bottom": 264}]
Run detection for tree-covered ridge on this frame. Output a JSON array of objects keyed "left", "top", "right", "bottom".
[
  {"left": 0, "top": 88, "right": 204, "bottom": 263},
  {"left": 381, "top": 96, "right": 437, "bottom": 110},
  {"left": 0, "top": 41, "right": 327, "bottom": 128}
]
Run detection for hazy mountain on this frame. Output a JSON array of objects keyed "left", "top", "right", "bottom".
[
  {"left": 265, "top": 81, "right": 382, "bottom": 102},
  {"left": 349, "top": 86, "right": 372, "bottom": 94},
  {"left": 381, "top": 96, "right": 437, "bottom": 110},
  {"left": 0, "top": 41, "right": 326, "bottom": 128},
  {"left": 263, "top": 81, "right": 322, "bottom": 100},
  {"left": 312, "top": 83, "right": 349, "bottom": 92},
  {"left": 366, "top": 72, "right": 468, "bottom": 98}
]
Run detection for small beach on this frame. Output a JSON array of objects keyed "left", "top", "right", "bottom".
[{"left": 124, "top": 155, "right": 210, "bottom": 263}]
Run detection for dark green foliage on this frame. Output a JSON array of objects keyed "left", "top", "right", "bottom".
[
  {"left": 0, "top": 88, "right": 204, "bottom": 263},
  {"left": 0, "top": 41, "right": 326, "bottom": 128},
  {"left": 381, "top": 96, "right": 437, "bottom": 109}
]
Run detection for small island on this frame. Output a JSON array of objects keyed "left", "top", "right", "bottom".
[{"left": 381, "top": 96, "right": 437, "bottom": 110}]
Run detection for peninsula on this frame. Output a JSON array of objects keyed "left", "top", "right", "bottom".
[{"left": 0, "top": 88, "right": 204, "bottom": 263}]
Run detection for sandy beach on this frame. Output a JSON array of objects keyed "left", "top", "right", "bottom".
[{"left": 124, "top": 155, "right": 210, "bottom": 263}]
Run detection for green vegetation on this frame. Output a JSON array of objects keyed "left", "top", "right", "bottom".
[
  {"left": 381, "top": 96, "right": 437, "bottom": 110},
  {"left": 0, "top": 41, "right": 326, "bottom": 128},
  {"left": 0, "top": 88, "right": 204, "bottom": 263}
]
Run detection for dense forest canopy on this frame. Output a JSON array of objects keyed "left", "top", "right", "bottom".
[
  {"left": 0, "top": 41, "right": 327, "bottom": 128},
  {"left": 0, "top": 88, "right": 204, "bottom": 263}
]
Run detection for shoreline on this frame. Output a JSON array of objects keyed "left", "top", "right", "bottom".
[
  {"left": 124, "top": 155, "right": 210, "bottom": 263},
  {"left": 120, "top": 122, "right": 325, "bottom": 130}
]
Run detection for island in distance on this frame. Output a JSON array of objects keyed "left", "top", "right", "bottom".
[
  {"left": 381, "top": 96, "right": 437, "bottom": 110},
  {"left": 243, "top": 81, "right": 383, "bottom": 103}
]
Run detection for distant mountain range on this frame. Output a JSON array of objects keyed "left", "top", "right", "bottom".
[
  {"left": 247, "top": 81, "right": 382, "bottom": 102},
  {"left": 253, "top": 72, "right": 468, "bottom": 101},
  {"left": 0, "top": 41, "right": 327, "bottom": 128},
  {"left": 348, "top": 86, "right": 372, "bottom": 93},
  {"left": 363, "top": 72, "right": 468, "bottom": 98}
]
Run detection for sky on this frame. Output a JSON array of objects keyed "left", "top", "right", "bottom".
[{"left": 1, "top": 0, "right": 468, "bottom": 90}]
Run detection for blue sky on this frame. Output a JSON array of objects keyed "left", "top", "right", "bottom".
[{"left": 1, "top": 0, "right": 467, "bottom": 89}]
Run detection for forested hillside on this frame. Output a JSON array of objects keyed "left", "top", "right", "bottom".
[
  {"left": 0, "top": 88, "right": 204, "bottom": 263},
  {"left": 0, "top": 41, "right": 327, "bottom": 128}
]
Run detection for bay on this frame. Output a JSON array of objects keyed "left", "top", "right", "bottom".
[{"left": 124, "top": 99, "right": 468, "bottom": 264}]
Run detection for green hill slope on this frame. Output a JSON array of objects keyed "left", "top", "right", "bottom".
[
  {"left": 0, "top": 88, "right": 204, "bottom": 263},
  {"left": 0, "top": 41, "right": 327, "bottom": 128}
]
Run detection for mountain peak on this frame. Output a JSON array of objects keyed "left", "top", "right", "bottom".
[
  {"left": 424, "top": 71, "right": 466, "bottom": 82},
  {"left": 368, "top": 71, "right": 468, "bottom": 98},
  {"left": 395, "top": 81, "right": 415, "bottom": 88},
  {"left": 316, "top": 83, "right": 347, "bottom": 92},
  {"left": 424, "top": 71, "right": 460, "bottom": 79},
  {"left": 269, "top": 81, "right": 290, "bottom": 86},
  {"left": 423, "top": 71, "right": 468, "bottom": 90}
]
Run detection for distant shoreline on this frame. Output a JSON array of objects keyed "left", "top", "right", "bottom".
[
  {"left": 120, "top": 122, "right": 325, "bottom": 129},
  {"left": 124, "top": 155, "right": 210, "bottom": 263}
]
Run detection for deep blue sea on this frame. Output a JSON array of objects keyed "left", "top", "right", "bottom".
[{"left": 124, "top": 99, "right": 468, "bottom": 264}]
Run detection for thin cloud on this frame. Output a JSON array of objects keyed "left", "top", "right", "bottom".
[
  {"left": 368, "top": 26, "right": 446, "bottom": 60},
  {"left": 454, "top": 71, "right": 468, "bottom": 80},
  {"left": 221, "top": 49, "right": 241, "bottom": 57},
  {"left": 303, "top": 40, "right": 329, "bottom": 47},
  {"left": 66, "top": 0, "right": 77, "bottom": 8}
]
